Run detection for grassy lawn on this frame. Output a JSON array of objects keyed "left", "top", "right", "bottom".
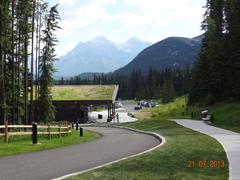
[
  {"left": 33, "top": 85, "right": 115, "bottom": 100},
  {"left": 0, "top": 130, "right": 100, "bottom": 157},
  {"left": 134, "top": 98, "right": 190, "bottom": 120},
  {"left": 68, "top": 98, "right": 228, "bottom": 180},
  {"left": 139, "top": 97, "right": 240, "bottom": 133}
]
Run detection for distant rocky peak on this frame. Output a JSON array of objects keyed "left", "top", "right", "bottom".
[
  {"left": 91, "top": 36, "right": 111, "bottom": 43},
  {"left": 126, "top": 37, "right": 141, "bottom": 43},
  {"left": 54, "top": 36, "right": 151, "bottom": 77},
  {"left": 126, "top": 37, "right": 151, "bottom": 45}
]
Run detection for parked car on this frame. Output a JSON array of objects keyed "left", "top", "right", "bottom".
[
  {"left": 128, "top": 113, "right": 135, "bottom": 118},
  {"left": 139, "top": 100, "right": 147, "bottom": 107},
  {"left": 145, "top": 102, "right": 153, "bottom": 108},
  {"left": 134, "top": 106, "right": 142, "bottom": 110},
  {"left": 151, "top": 102, "right": 160, "bottom": 107}
]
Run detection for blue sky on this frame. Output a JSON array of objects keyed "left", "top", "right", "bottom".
[{"left": 50, "top": 0, "right": 206, "bottom": 56}]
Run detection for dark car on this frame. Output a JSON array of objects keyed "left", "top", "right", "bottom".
[{"left": 134, "top": 106, "right": 142, "bottom": 110}]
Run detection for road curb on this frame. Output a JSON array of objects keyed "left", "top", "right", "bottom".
[{"left": 52, "top": 125, "right": 166, "bottom": 180}]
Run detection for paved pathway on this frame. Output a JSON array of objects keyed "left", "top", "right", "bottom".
[
  {"left": 89, "top": 110, "right": 137, "bottom": 123},
  {"left": 175, "top": 119, "right": 240, "bottom": 180},
  {"left": 0, "top": 127, "right": 160, "bottom": 180},
  {"left": 120, "top": 100, "right": 138, "bottom": 113},
  {"left": 89, "top": 100, "right": 138, "bottom": 123}
]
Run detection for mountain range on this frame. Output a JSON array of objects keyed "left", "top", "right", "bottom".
[
  {"left": 114, "top": 35, "right": 203, "bottom": 75},
  {"left": 54, "top": 37, "right": 151, "bottom": 77}
]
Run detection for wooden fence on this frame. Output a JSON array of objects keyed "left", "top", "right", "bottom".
[{"left": 0, "top": 121, "right": 72, "bottom": 144}]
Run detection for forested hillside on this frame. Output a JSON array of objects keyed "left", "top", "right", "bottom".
[
  {"left": 115, "top": 35, "right": 202, "bottom": 75},
  {"left": 189, "top": 0, "right": 240, "bottom": 105},
  {"left": 57, "top": 66, "right": 192, "bottom": 102}
]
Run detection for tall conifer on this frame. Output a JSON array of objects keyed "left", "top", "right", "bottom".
[{"left": 39, "top": 4, "right": 60, "bottom": 123}]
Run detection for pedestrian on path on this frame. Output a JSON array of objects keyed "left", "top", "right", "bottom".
[{"left": 116, "top": 113, "right": 119, "bottom": 123}]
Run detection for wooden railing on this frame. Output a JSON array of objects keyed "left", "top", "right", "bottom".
[{"left": 0, "top": 121, "right": 72, "bottom": 144}]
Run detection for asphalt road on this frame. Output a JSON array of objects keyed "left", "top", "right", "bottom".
[
  {"left": 0, "top": 127, "right": 160, "bottom": 180},
  {"left": 120, "top": 100, "right": 138, "bottom": 113}
]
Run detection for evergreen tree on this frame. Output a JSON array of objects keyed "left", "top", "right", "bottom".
[
  {"left": 0, "top": 0, "right": 7, "bottom": 125},
  {"left": 60, "top": 77, "right": 64, "bottom": 85},
  {"left": 225, "top": 0, "right": 240, "bottom": 100},
  {"left": 161, "top": 74, "right": 175, "bottom": 104},
  {"left": 39, "top": 4, "right": 60, "bottom": 123},
  {"left": 147, "top": 66, "right": 157, "bottom": 98},
  {"left": 0, "top": 0, "right": 54, "bottom": 125},
  {"left": 189, "top": 0, "right": 225, "bottom": 104}
]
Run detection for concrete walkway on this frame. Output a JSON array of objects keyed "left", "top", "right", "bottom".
[
  {"left": 89, "top": 109, "right": 137, "bottom": 123},
  {"left": 0, "top": 127, "right": 160, "bottom": 180},
  {"left": 88, "top": 100, "right": 139, "bottom": 124},
  {"left": 175, "top": 119, "right": 240, "bottom": 180}
]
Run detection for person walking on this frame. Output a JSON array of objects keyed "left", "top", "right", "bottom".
[{"left": 116, "top": 113, "right": 119, "bottom": 123}]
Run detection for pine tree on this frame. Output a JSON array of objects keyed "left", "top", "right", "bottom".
[
  {"left": 30, "top": 0, "right": 36, "bottom": 124},
  {"left": 225, "top": 0, "right": 240, "bottom": 100},
  {"left": 11, "top": 0, "right": 16, "bottom": 123},
  {"left": 16, "top": 0, "right": 28, "bottom": 124},
  {"left": 1, "top": 0, "right": 14, "bottom": 124},
  {"left": 0, "top": 0, "right": 52, "bottom": 125},
  {"left": 161, "top": 79, "right": 169, "bottom": 104},
  {"left": 147, "top": 66, "right": 157, "bottom": 98},
  {"left": 60, "top": 77, "right": 64, "bottom": 85},
  {"left": 161, "top": 72, "right": 175, "bottom": 104},
  {"left": 20, "top": 0, "right": 34, "bottom": 125},
  {"left": 189, "top": 0, "right": 225, "bottom": 104},
  {"left": 39, "top": 4, "right": 60, "bottom": 123},
  {"left": 0, "top": 0, "right": 7, "bottom": 125}
]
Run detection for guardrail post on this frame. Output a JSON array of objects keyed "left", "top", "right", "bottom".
[
  {"left": 80, "top": 127, "right": 83, "bottom": 137},
  {"left": 76, "top": 123, "right": 78, "bottom": 131},
  {"left": 32, "top": 122, "right": 38, "bottom": 144},
  {"left": 67, "top": 123, "right": 70, "bottom": 136},
  {"left": 70, "top": 122, "right": 72, "bottom": 135},
  {"left": 58, "top": 124, "right": 61, "bottom": 138},
  {"left": 48, "top": 123, "right": 51, "bottom": 140},
  {"left": 191, "top": 112, "right": 194, "bottom": 119},
  {"left": 4, "top": 120, "right": 8, "bottom": 144},
  {"left": 211, "top": 114, "right": 214, "bottom": 122}
]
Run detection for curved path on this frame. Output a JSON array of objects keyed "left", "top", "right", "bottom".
[
  {"left": 0, "top": 127, "right": 160, "bottom": 180},
  {"left": 175, "top": 119, "right": 240, "bottom": 180}
]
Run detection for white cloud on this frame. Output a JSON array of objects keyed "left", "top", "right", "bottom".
[
  {"left": 119, "top": 0, "right": 205, "bottom": 29},
  {"left": 57, "top": 0, "right": 116, "bottom": 36},
  {"left": 55, "top": 0, "right": 206, "bottom": 56},
  {"left": 58, "top": 0, "right": 77, "bottom": 6}
]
